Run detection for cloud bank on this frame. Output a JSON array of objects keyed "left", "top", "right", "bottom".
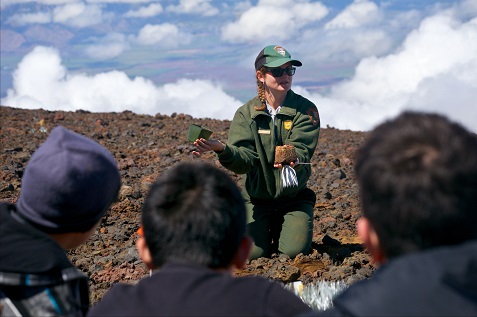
[
  {"left": 301, "top": 11, "right": 477, "bottom": 132},
  {"left": 2, "top": 0, "right": 477, "bottom": 134},
  {"left": 2, "top": 46, "right": 242, "bottom": 120}
]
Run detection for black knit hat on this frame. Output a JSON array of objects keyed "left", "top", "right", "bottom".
[{"left": 16, "top": 126, "right": 121, "bottom": 233}]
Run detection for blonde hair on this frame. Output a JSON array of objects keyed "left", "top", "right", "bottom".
[{"left": 254, "top": 67, "right": 267, "bottom": 111}]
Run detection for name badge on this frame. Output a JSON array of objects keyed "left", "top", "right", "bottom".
[{"left": 258, "top": 129, "right": 271, "bottom": 135}]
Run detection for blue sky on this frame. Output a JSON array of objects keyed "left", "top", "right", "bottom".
[{"left": 1, "top": 0, "right": 476, "bottom": 133}]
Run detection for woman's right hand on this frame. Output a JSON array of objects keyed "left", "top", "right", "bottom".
[{"left": 192, "top": 138, "right": 225, "bottom": 157}]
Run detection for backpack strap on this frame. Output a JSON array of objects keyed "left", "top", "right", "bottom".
[{"left": 0, "top": 268, "right": 89, "bottom": 316}]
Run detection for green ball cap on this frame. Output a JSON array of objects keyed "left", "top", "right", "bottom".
[{"left": 254, "top": 45, "right": 302, "bottom": 70}]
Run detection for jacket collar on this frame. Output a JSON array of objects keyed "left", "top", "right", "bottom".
[{"left": 251, "top": 90, "right": 297, "bottom": 119}]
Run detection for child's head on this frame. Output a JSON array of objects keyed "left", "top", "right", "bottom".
[
  {"left": 16, "top": 126, "right": 121, "bottom": 246},
  {"left": 139, "top": 162, "right": 248, "bottom": 269},
  {"left": 355, "top": 111, "right": 477, "bottom": 261}
]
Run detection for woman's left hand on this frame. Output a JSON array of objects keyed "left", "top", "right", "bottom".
[{"left": 192, "top": 138, "right": 225, "bottom": 157}]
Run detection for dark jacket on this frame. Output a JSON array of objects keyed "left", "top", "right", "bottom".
[
  {"left": 0, "top": 203, "right": 89, "bottom": 317},
  {"left": 218, "top": 90, "right": 320, "bottom": 200},
  {"left": 309, "top": 240, "right": 477, "bottom": 316},
  {"left": 88, "top": 263, "right": 312, "bottom": 316}
]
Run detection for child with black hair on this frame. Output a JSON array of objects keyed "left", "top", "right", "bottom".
[
  {"left": 89, "top": 162, "right": 312, "bottom": 316},
  {"left": 305, "top": 112, "right": 477, "bottom": 316}
]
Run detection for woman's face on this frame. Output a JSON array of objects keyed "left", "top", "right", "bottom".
[{"left": 258, "top": 62, "right": 294, "bottom": 93}]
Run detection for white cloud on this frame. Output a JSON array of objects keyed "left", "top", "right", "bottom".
[
  {"left": 1, "top": 0, "right": 76, "bottom": 9},
  {"left": 53, "top": 3, "right": 106, "bottom": 27},
  {"left": 293, "top": 0, "right": 420, "bottom": 64},
  {"left": 86, "top": 0, "right": 151, "bottom": 4},
  {"left": 231, "top": 1, "right": 253, "bottom": 13},
  {"left": 301, "top": 12, "right": 477, "bottom": 133},
  {"left": 299, "top": 27, "right": 392, "bottom": 64},
  {"left": 6, "top": 11, "right": 51, "bottom": 26},
  {"left": 124, "top": 3, "right": 162, "bottom": 18},
  {"left": 461, "top": 0, "right": 477, "bottom": 14},
  {"left": 2, "top": 0, "right": 477, "bottom": 136},
  {"left": 447, "top": 0, "right": 477, "bottom": 20},
  {"left": 221, "top": 0, "right": 328, "bottom": 42},
  {"left": 1, "top": 46, "right": 242, "bottom": 119},
  {"left": 222, "top": 6, "right": 294, "bottom": 42},
  {"left": 166, "top": 0, "right": 218, "bottom": 16},
  {"left": 325, "top": 0, "right": 382, "bottom": 29},
  {"left": 132, "top": 23, "right": 192, "bottom": 47},
  {"left": 2, "top": 0, "right": 111, "bottom": 27},
  {"left": 84, "top": 32, "right": 130, "bottom": 59},
  {"left": 296, "top": 0, "right": 389, "bottom": 64}
]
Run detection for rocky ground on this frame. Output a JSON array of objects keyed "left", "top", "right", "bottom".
[{"left": 0, "top": 105, "right": 376, "bottom": 307}]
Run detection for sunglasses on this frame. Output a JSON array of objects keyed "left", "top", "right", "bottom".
[{"left": 265, "top": 66, "right": 296, "bottom": 77}]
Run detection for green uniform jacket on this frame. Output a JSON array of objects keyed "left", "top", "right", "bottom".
[{"left": 217, "top": 90, "right": 320, "bottom": 200}]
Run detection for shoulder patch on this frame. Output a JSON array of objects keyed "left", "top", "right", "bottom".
[{"left": 306, "top": 107, "right": 320, "bottom": 127}]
